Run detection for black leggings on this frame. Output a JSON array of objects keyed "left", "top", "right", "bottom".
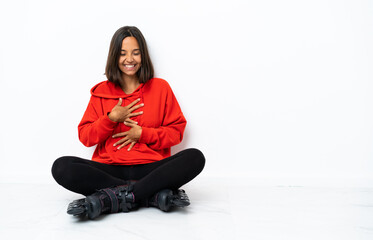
[{"left": 51, "top": 148, "right": 205, "bottom": 202}]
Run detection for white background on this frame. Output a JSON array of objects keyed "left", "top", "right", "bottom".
[{"left": 0, "top": 0, "right": 372, "bottom": 186}]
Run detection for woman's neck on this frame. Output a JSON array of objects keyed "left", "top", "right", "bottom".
[{"left": 119, "top": 75, "right": 140, "bottom": 94}]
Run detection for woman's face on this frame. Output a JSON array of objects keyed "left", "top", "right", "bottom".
[{"left": 118, "top": 36, "right": 142, "bottom": 77}]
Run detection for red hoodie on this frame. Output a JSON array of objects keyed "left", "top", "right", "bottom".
[{"left": 78, "top": 78, "right": 187, "bottom": 165}]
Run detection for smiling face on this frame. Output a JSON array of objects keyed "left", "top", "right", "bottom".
[{"left": 118, "top": 36, "right": 142, "bottom": 78}]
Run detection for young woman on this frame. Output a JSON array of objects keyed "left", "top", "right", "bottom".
[{"left": 51, "top": 26, "right": 205, "bottom": 219}]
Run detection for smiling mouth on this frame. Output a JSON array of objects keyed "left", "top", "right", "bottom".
[{"left": 123, "top": 64, "right": 137, "bottom": 70}]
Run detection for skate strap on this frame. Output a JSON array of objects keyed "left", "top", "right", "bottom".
[{"left": 102, "top": 188, "right": 119, "bottom": 213}]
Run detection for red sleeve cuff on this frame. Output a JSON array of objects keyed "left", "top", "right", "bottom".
[
  {"left": 100, "top": 114, "right": 118, "bottom": 130},
  {"left": 139, "top": 126, "right": 154, "bottom": 144}
]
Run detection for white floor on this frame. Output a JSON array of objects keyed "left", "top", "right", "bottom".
[{"left": 1, "top": 177, "right": 373, "bottom": 240}]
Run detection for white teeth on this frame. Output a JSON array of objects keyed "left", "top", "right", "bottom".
[{"left": 125, "top": 65, "right": 135, "bottom": 67}]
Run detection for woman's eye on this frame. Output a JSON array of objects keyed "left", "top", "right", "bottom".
[{"left": 134, "top": 52, "right": 140, "bottom": 56}]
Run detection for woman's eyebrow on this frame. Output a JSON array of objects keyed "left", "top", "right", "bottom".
[{"left": 121, "top": 49, "right": 140, "bottom": 52}]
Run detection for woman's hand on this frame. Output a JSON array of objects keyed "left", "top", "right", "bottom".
[
  {"left": 112, "top": 121, "right": 143, "bottom": 151},
  {"left": 108, "top": 98, "right": 144, "bottom": 123}
]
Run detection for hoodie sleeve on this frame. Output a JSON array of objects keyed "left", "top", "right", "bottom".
[
  {"left": 78, "top": 96, "right": 118, "bottom": 147},
  {"left": 138, "top": 84, "right": 186, "bottom": 150}
]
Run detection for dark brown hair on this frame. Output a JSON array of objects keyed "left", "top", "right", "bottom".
[{"left": 105, "top": 26, "right": 154, "bottom": 85}]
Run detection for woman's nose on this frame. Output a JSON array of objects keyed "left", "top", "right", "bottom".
[{"left": 126, "top": 55, "right": 134, "bottom": 62}]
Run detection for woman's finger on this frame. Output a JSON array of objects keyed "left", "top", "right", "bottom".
[
  {"left": 116, "top": 98, "right": 123, "bottom": 106},
  {"left": 127, "top": 98, "right": 141, "bottom": 109},
  {"left": 129, "top": 102, "right": 144, "bottom": 112},
  {"left": 127, "top": 142, "right": 136, "bottom": 151},
  {"left": 124, "top": 118, "right": 138, "bottom": 125},
  {"left": 112, "top": 131, "right": 128, "bottom": 138},
  {"left": 123, "top": 121, "right": 137, "bottom": 128},
  {"left": 128, "top": 111, "right": 143, "bottom": 118},
  {"left": 117, "top": 139, "right": 132, "bottom": 149},
  {"left": 113, "top": 137, "right": 128, "bottom": 147}
]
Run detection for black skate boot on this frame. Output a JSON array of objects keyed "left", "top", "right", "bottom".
[
  {"left": 148, "top": 189, "right": 190, "bottom": 212},
  {"left": 67, "top": 184, "right": 138, "bottom": 219}
]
